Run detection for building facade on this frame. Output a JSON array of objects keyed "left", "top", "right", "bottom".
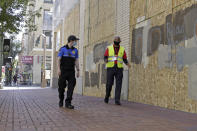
[
  {"left": 51, "top": 0, "right": 197, "bottom": 113},
  {"left": 22, "top": 0, "right": 53, "bottom": 85},
  {"left": 51, "top": 0, "right": 81, "bottom": 93}
]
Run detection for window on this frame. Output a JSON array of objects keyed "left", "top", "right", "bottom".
[
  {"left": 46, "top": 63, "right": 51, "bottom": 70},
  {"left": 44, "top": 0, "right": 53, "bottom": 4},
  {"left": 43, "top": 10, "right": 52, "bottom": 30},
  {"left": 43, "top": 31, "right": 52, "bottom": 49}
]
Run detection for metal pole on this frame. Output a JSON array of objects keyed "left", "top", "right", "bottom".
[
  {"left": 0, "top": 34, "right": 3, "bottom": 89},
  {"left": 0, "top": 7, "right": 3, "bottom": 88},
  {"left": 0, "top": 37, "right": 2, "bottom": 89},
  {"left": 41, "top": 34, "right": 46, "bottom": 88}
]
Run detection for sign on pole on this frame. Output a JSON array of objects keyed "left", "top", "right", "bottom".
[
  {"left": 20, "top": 56, "right": 33, "bottom": 64},
  {"left": 45, "top": 70, "right": 51, "bottom": 79}
]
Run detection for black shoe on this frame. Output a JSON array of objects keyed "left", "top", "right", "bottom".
[
  {"left": 65, "top": 104, "right": 74, "bottom": 109},
  {"left": 115, "top": 101, "right": 121, "bottom": 105},
  {"left": 104, "top": 98, "right": 109, "bottom": 104},
  {"left": 59, "top": 101, "right": 63, "bottom": 107}
]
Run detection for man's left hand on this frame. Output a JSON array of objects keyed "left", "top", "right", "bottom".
[
  {"left": 77, "top": 71, "right": 80, "bottom": 78},
  {"left": 127, "top": 63, "right": 131, "bottom": 69}
]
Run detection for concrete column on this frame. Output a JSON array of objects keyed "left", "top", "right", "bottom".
[
  {"left": 114, "top": 0, "right": 131, "bottom": 100},
  {"left": 51, "top": 32, "right": 58, "bottom": 88},
  {"left": 75, "top": 0, "right": 85, "bottom": 95},
  {"left": 33, "top": 55, "right": 41, "bottom": 85}
]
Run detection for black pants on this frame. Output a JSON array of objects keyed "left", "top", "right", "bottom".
[
  {"left": 58, "top": 70, "right": 76, "bottom": 104},
  {"left": 105, "top": 66, "right": 123, "bottom": 102}
]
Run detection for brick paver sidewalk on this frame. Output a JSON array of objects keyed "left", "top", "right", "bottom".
[{"left": 0, "top": 88, "right": 197, "bottom": 131}]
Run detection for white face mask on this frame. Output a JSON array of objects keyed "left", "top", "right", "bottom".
[{"left": 73, "top": 41, "right": 77, "bottom": 47}]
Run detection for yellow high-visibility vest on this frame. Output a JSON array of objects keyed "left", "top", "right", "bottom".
[{"left": 106, "top": 45, "right": 124, "bottom": 68}]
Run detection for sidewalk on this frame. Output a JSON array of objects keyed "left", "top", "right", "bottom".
[{"left": 0, "top": 88, "right": 197, "bottom": 131}]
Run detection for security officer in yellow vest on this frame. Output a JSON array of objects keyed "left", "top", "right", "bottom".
[{"left": 104, "top": 36, "right": 131, "bottom": 105}]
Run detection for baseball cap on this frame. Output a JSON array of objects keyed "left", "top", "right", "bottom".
[{"left": 68, "top": 35, "right": 80, "bottom": 42}]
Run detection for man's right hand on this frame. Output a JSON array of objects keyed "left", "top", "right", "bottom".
[{"left": 58, "top": 69, "right": 61, "bottom": 76}]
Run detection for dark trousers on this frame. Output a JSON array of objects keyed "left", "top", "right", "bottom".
[
  {"left": 58, "top": 70, "right": 76, "bottom": 104},
  {"left": 105, "top": 66, "right": 123, "bottom": 102}
]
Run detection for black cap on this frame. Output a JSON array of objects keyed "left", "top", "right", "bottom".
[{"left": 68, "top": 35, "right": 79, "bottom": 42}]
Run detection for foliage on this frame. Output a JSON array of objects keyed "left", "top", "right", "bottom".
[
  {"left": 0, "top": 0, "right": 41, "bottom": 37},
  {"left": 10, "top": 40, "right": 22, "bottom": 58},
  {"left": 0, "top": 0, "right": 28, "bottom": 36}
]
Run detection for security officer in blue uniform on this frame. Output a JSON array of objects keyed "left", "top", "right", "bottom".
[{"left": 57, "top": 35, "right": 80, "bottom": 109}]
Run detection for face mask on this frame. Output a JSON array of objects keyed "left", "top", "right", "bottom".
[
  {"left": 73, "top": 41, "right": 77, "bottom": 47},
  {"left": 114, "top": 41, "right": 120, "bottom": 45}
]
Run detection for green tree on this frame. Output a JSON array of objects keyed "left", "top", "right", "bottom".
[
  {"left": 10, "top": 39, "right": 22, "bottom": 81},
  {"left": 0, "top": 0, "right": 28, "bottom": 37},
  {"left": 0, "top": 0, "right": 41, "bottom": 79},
  {"left": 10, "top": 40, "right": 21, "bottom": 58},
  {"left": 0, "top": 0, "right": 41, "bottom": 37}
]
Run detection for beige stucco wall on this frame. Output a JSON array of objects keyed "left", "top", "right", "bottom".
[
  {"left": 63, "top": 4, "right": 80, "bottom": 46},
  {"left": 51, "top": 23, "right": 62, "bottom": 88}
]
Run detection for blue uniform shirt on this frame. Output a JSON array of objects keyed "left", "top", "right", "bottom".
[
  {"left": 58, "top": 45, "right": 79, "bottom": 71},
  {"left": 58, "top": 45, "right": 79, "bottom": 59}
]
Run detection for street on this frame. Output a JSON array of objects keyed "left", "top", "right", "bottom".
[{"left": 0, "top": 87, "right": 197, "bottom": 131}]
